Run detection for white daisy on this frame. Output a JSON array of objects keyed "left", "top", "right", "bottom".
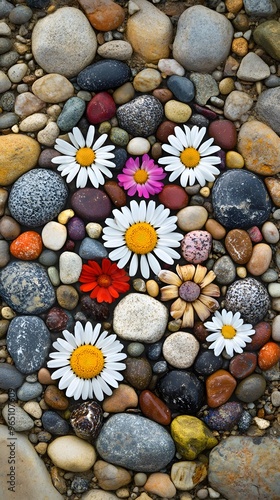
[
  {"left": 47, "top": 321, "right": 126, "bottom": 401},
  {"left": 102, "top": 199, "right": 183, "bottom": 279},
  {"left": 204, "top": 309, "right": 255, "bottom": 358},
  {"left": 158, "top": 124, "right": 221, "bottom": 187},
  {"left": 51, "top": 125, "right": 115, "bottom": 189}
]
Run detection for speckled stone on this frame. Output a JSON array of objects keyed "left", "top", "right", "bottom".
[
  {"left": 124, "top": 357, "right": 152, "bottom": 390},
  {"left": 0, "top": 262, "right": 55, "bottom": 314},
  {"left": 181, "top": 230, "right": 212, "bottom": 263},
  {"left": 225, "top": 229, "right": 253, "bottom": 264},
  {"left": 157, "top": 370, "right": 205, "bottom": 413},
  {"left": 2, "top": 404, "right": 34, "bottom": 432},
  {"left": 194, "top": 349, "right": 223, "bottom": 376},
  {"left": 117, "top": 95, "right": 164, "bottom": 137},
  {"left": 225, "top": 277, "right": 270, "bottom": 324},
  {"left": 190, "top": 73, "right": 219, "bottom": 106},
  {"left": 71, "top": 188, "right": 111, "bottom": 221},
  {"left": 162, "top": 331, "right": 199, "bottom": 368},
  {"left": 57, "top": 97, "right": 86, "bottom": 132},
  {"left": 7, "top": 316, "right": 51, "bottom": 374},
  {"left": 204, "top": 402, "right": 243, "bottom": 431},
  {"left": 95, "top": 413, "right": 175, "bottom": 472},
  {"left": 77, "top": 59, "right": 131, "bottom": 92},
  {"left": 17, "top": 382, "right": 43, "bottom": 401},
  {"left": 78, "top": 238, "right": 108, "bottom": 260},
  {"left": 212, "top": 169, "right": 272, "bottom": 229},
  {"left": 8, "top": 169, "right": 68, "bottom": 227}
]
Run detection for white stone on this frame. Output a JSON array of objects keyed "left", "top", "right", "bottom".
[
  {"left": 171, "top": 460, "right": 207, "bottom": 490},
  {"left": 32, "top": 74, "right": 74, "bottom": 103},
  {"left": 272, "top": 314, "right": 280, "bottom": 341},
  {"left": 19, "top": 113, "right": 48, "bottom": 132},
  {"left": 237, "top": 52, "right": 270, "bottom": 82},
  {"left": 113, "top": 293, "right": 168, "bottom": 343},
  {"left": 86, "top": 223, "right": 103, "bottom": 239},
  {"left": 127, "top": 137, "right": 151, "bottom": 155},
  {"left": 163, "top": 331, "right": 200, "bottom": 368},
  {"left": 7, "top": 63, "right": 28, "bottom": 83},
  {"left": 177, "top": 206, "right": 208, "bottom": 231},
  {"left": 32, "top": 7, "right": 97, "bottom": 78},
  {"left": 0, "top": 425, "right": 63, "bottom": 499},
  {"left": 158, "top": 58, "right": 185, "bottom": 76},
  {"left": 2, "top": 404, "right": 34, "bottom": 432},
  {"left": 59, "top": 251, "right": 82, "bottom": 284},
  {"left": 23, "top": 401, "right": 42, "bottom": 419},
  {"left": 224, "top": 90, "right": 254, "bottom": 121},
  {"left": 82, "top": 491, "right": 118, "bottom": 500},
  {"left": 42, "top": 221, "right": 67, "bottom": 251},
  {"left": 97, "top": 41, "right": 133, "bottom": 61},
  {"left": 268, "top": 282, "right": 280, "bottom": 298},
  {"left": 262, "top": 221, "right": 279, "bottom": 244},
  {"left": 47, "top": 435, "right": 97, "bottom": 472},
  {"left": 37, "top": 122, "right": 60, "bottom": 147}
]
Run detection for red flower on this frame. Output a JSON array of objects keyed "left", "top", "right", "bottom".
[{"left": 79, "top": 258, "right": 130, "bottom": 304}]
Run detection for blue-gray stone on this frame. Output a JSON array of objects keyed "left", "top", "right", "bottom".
[
  {"left": 17, "top": 382, "right": 43, "bottom": 401},
  {"left": 194, "top": 349, "right": 224, "bottom": 376},
  {"left": 0, "top": 37, "right": 12, "bottom": 54},
  {"left": 189, "top": 113, "right": 209, "bottom": 128},
  {"left": 244, "top": 0, "right": 277, "bottom": 16},
  {"left": 39, "top": 249, "right": 58, "bottom": 266},
  {"left": 203, "top": 402, "right": 243, "bottom": 431},
  {"left": 42, "top": 411, "right": 70, "bottom": 435},
  {"left": 117, "top": 95, "right": 164, "bottom": 137},
  {"left": 113, "top": 147, "right": 128, "bottom": 170},
  {"left": 8, "top": 169, "right": 68, "bottom": 227},
  {"left": 212, "top": 169, "right": 272, "bottom": 229},
  {"left": 26, "top": 0, "right": 50, "bottom": 7},
  {"left": 0, "top": 363, "right": 24, "bottom": 390},
  {"left": 167, "top": 75, "right": 195, "bottom": 103},
  {"left": 264, "top": 75, "right": 280, "bottom": 88},
  {"left": 96, "top": 413, "right": 175, "bottom": 472},
  {"left": 9, "top": 5, "right": 33, "bottom": 23},
  {"left": 77, "top": 59, "right": 131, "bottom": 92},
  {"left": 0, "top": 0, "right": 14, "bottom": 18},
  {"left": 225, "top": 277, "right": 270, "bottom": 325},
  {"left": 78, "top": 237, "right": 108, "bottom": 260},
  {"left": 147, "top": 341, "right": 162, "bottom": 361},
  {"left": 0, "top": 112, "right": 18, "bottom": 129},
  {"left": 0, "top": 262, "right": 55, "bottom": 314},
  {"left": 57, "top": 96, "right": 86, "bottom": 132},
  {"left": 0, "top": 51, "right": 18, "bottom": 68},
  {"left": 255, "top": 87, "right": 280, "bottom": 135},
  {"left": 7, "top": 316, "right": 51, "bottom": 373}
]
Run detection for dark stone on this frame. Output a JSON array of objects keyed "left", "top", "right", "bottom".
[
  {"left": 113, "top": 147, "right": 128, "bottom": 170},
  {"left": 71, "top": 188, "right": 111, "bottom": 221},
  {"left": 235, "top": 374, "right": 267, "bottom": 403},
  {"left": 45, "top": 307, "right": 69, "bottom": 332},
  {"left": 26, "top": 0, "right": 50, "bottom": 7},
  {"left": 117, "top": 95, "right": 164, "bottom": 137},
  {"left": 80, "top": 295, "right": 110, "bottom": 321},
  {"left": 38, "top": 148, "right": 60, "bottom": 169},
  {"left": 225, "top": 277, "right": 270, "bottom": 325},
  {"left": 70, "top": 401, "right": 103, "bottom": 441},
  {"left": 167, "top": 75, "right": 195, "bottom": 103},
  {"left": 42, "top": 411, "right": 69, "bottom": 435},
  {"left": 38, "top": 249, "right": 58, "bottom": 266},
  {"left": 189, "top": 113, "right": 209, "bottom": 128},
  {"left": 67, "top": 216, "right": 85, "bottom": 241},
  {"left": 57, "top": 96, "right": 86, "bottom": 132},
  {"left": 237, "top": 410, "right": 252, "bottom": 432},
  {"left": 0, "top": 363, "right": 24, "bottom": 390},
  {"left": 194, "top": 349, "right": 224, "bottom": 376},
  {"left": 78, "top": 237, "right": 108, "bottom": 260},
  {"left": 77, "top": 59, "right": 131, "bottom": 92},
  {"left": 212, "top": 169, "right": 272, "bottom": 229},
  {"left": 124, "top": 357, "right": 152, "bottom": 390},
  {"left": 203, "top": 401, "right": 243, "bottom": 431},
  {"left": 157, "top": 370, "right": 205, "bottom": 414},
  {"left": 147, "top": 341, "right": 163, "bottom": 361},
  {"left": 71, "top": 477, "right": 89, "bottom": 494}
]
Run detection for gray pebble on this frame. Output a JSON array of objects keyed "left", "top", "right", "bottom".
[
  {"left": 0, "top": 0, "right": 14, "bottom": 18},
  {"left": 56, "top": 96, "right": 86, "bottom": 132},
  {"left": 264, "top": 75, "right": 280, "bottom": 88},
  {"left": 225, "top": 277, "right": 270, "bottom": 324},
  {"left": 78, "top": 237, "right": 108, "bottom": 260},
  {"left": 0, "top": 111, "right": 18, "bottom": 128},
  {"left": 127, "top": 342, "right": 145, "bottom": 357},
  {"left": 39, "top": 249, "right": 58, "bottom": 266},
  {"left": 0, "top": 363, "right": 24, "bottom": 390},
  {"left": 0, "top": 51, "right": 19, "bottom": 68},
  {"left": 190, "top": 72, "right": 219, "bottom": 106},
  {"left": 42, "top": 411, "right": 70, "bottom": 435},
  {"left": 9, "top": 5, "right": 33, "bottom": 24},
  {"left": 213, "top": 255, "right": 236, "bottom": 285},
  {"left": 2, "top": 403, "right": 34, "bottom": 431},
  {"left": 17, "top": 382, "right": 43, "bottom": 401},
  {"left": 261, "top": 269, "right": 279, "bottom": 283},
  {"left": 0, "top": 90, "right": 15, "bottom": 111},
  {"left": 153, "top": 360, "right": 168, "bottom": 374},
  {"left": 271, "top": 390, "right": 280, "bottom": 407},
  {"left": 117, "top": 95, "right": 164, "bottom": 137},
  {"left": 255, "top": 87, "right": 280, "bottom": 135},
  {"left": 243, "top": 0, "right": 277, "bottom": 16},
  {"left": 0, "top": 37, "right": 12, "bottom": 54},
  {"left": 0, "top": 240, "right": 10, "bottom": 267}
]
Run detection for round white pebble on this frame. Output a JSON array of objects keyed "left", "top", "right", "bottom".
[
  {"left": 42, "top": 221, "right": 67, "bottom": 251},
  {"left": 163, "top": 331, "right": 200, "bottom": 368},
  {"left": 262, "top": 221, "right": 280, "bottom": 244},
  {"left": 127, "top": 137, "right": 151, "bottom": 155}
]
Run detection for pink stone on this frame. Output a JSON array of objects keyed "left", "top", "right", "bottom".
[
  {"left": 86, "top": 91, "right": 116, "bottom": 124},
  {"left": 247, "top": 226, "right": 263, "bottom": 243},
  {"left": 181, "top": 230, "right": 212, "bottom": 264}
]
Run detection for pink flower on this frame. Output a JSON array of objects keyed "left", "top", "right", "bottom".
[{"left": 117, "top": 154, "right": 166, "bottom": 198}]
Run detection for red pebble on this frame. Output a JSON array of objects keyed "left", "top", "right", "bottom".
[
  {"left": 86, "top": 91, "right": 116, "bottom": 124},
  {"left": 158, "top": 184, "right": 189, "bottom": 210},
  {"left": 10, "top": 231, "right": 42, "bottom": 260},
  {"left": 244, "top": 322, "right": 271, "bottom": 351},
  {"left": 139, "top": 390, "right": 172, "bottom": 425},
  {"left": 247, "top": 226, "right": 263, "bottom": 243},
  {"left": 229, "top": 352, "right": 257, "bottom": 379},
  {"left": 156, "top": 120, "right": 177, "bottom": 143},
  {"left": 208, "top": 119, "right": 237, "bottom": 150},
  {"left": 258, "top": 342, "right": 280, "bottom": 371}
]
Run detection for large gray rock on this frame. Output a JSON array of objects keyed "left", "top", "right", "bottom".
[
  {"left": 173, "top": 6, "right": 233, "bottom": 73},
  {"left": 208, "top": 436, "right": 280, "bottom": 500},
  {"left": 32, "top": 7, "right": 97, "bottom": 78},
  {"left": 255, "top": 87, "right": 280, "bottom": 135}
]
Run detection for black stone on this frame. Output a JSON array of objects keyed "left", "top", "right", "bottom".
[
  {"left": 194, "top": 349, "right": 224, "bottom": 376},
  {"left": 157, "top": 370, "right": 205, "bottom": 414},
  {"left": 237, "top": 410, "right": 252, "bottom": 432},
  {"left": 42, "top": 411, "right": 69, "bottom": 435},
  {"left": 147, "top": 341, "right": 163, "bottom": 361},
  {"left": 117, "top": 95, "right": 164, "bottom": 137},
  {"left": 212, "top": 169, "right": 272, "bottom": 229},
  {"left": 26, "top": 0, "right": 50, "bottom": 7},
  {"left": 203, "top": 402, "right": 243, "bottom": 431},
  {"left": 77, "top": 59, "right": 131, "bottom": 92},
  {"left": 167, "top": 75, "right": 195, "bottom": 103},
  {"left": 113, "top": 147, "right": 128, "bottom": 170}
]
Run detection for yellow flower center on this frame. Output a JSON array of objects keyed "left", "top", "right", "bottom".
[
  {"left": 125, "top": 222, "right": 158, "bottom": 255},
  {"left": 180, "top": 147, "right": 200, "bottom": 168},
  {"left": 70, "top": 345, "right": 104, "bottom": 379},
  {"left": 134, "top": 169, "right": 149, "bottom": 184},
  {"left": 97, "top": 274, "right": 112, "bottom": 288},
  {"left": 76, "top": 147, "right": 95, "bottom": 167},
  {"left": 221, "top": 325, "right": 236, "bottom": 339}
]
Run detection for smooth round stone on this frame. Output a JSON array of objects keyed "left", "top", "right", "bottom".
[
  {"left": 83, "top": 0, "right": 125, "bottom": 30},
  {"left": 133, "top": 68, "right": 162, "bottom": 92},
  {"left": 42, "top": 411, "right": 69, "bottom": 435},
  {"left": 258, "top": 342, "right": 280, "bottom": 371},
  {"left": 17, "top": 382, "right": 43, "bottom": 401},
  {"left": 7, "top": 316, "right": 51, "bottom": 374},
  {"left": 44, "top": 385, "right": 69, "bottom": 410},
  {"left": 269, "top": 282, "right": 280, "bottom": 298},
  {"left": 203, "top": 402, "right": 244, "bottom": 431},
  {"left": 225, "top": 277, "right": 270, "bottom": 325},
  {"left": 78, "top": 238, "right": 107, "bottom": 260},
  {"left": 163, "top": 331, "right": 199, "bottom": 368},
  {"left": 96, "top": 413, "right": 175, "bottom": 472},
  {"left": 39, "top": 249, "right": 58, "bottom": 266},
  {"left": 213, "top": 255, "right": 236, "bottom": 285},
  {"left": 158, "top": 58, "right": 185, "bottom": 76},
  {"left": 97, "top": 40, "right": 133, "bottom": 60},
  {"left": 212, "top": 170, "right": 271, "bottom": 229},
  {"left": 45, "top": 307, "right": 69, "bottom": 332},
  {"left": 86, "top": 92, "right": 116, "bottom": 124},
  {"left": 2, "top": 404, "right": 34, "bottom": 432},
  {"left": 124, "top": 357, "right": 152, "bottom": 390},
  {"left": 164, "top": 100, "right": 192, "bottom": 123},
  {"left": 0, "top": 241, "right": 9, "bottom": 267},
  {"left": 0, "top": 133, "right": 40, "bottom": 186},
  {"left": 10, "top": 230, "right": 42, "bottom": 260},
  {"left": 139, "top": 390, "right": 171, "bottom": 425},
  {"left": 158, "top": 184, "right": 188, "bottom": 210},
  {"left": 229, "top": 352, "right": 257, "bottom": 379},
  {"left": 262, "top": 221, "right": 279, "bottom": 243},
  {"left": 110, "top": 127, "right": 129, "bottom": 147},
  {"left": 32, "top": 74, "right": 74, "bottom": 103},
  {"left": 9, "top": 5, "right": 32, "bottom": 23},
  {"left": 57, "top": 97, "right": 86, "bottom": 132},
  {"left": 246, "top": 243, "right": 272, "bottom": 276},
  {"left": 147, "top": 342, "right": 162, "bottom": 361},
  {"left": 23, "top": 401, "right": 42, "bottom": 419},
  {"left": 0, "top": 90, "right": 15, "bottom": 111},
  {"left": 0, "top": 216, "right": 21, "bottom": 240},
  {"left": 127, "top": 342, "right": 145, "bottom": 357},
  {"left": 0, "top": 51, "right": 18, "bottom": 68},
  {"left": 67, "top": 217, "right": 85, "bottom": 241},
  {"left": 77, "top": 59, "right": 131, "bottom": 92},
  {"left": 113, "top": 82, "right": 135, "bottom": 105},
  {"left": 102, "top": 384, "right": 138, "bottom": 413},
  {"left": 42, "top": 221, "right": 67, "bottom": 251},
  {"left": 153, "top": 361, "right": 168, "bottom": 375},
  {"left": 8, "top": 62, "right": 28, "bottom": 83},
  {"left": 226, "top": 151, "right": 245, "bottom": 169},
  {"left": 153, "top": 88, "right": 173, "bottom": 103},
  {"left": 56, "top": 285, "right": 79, "bottom": 310},
  {"left": 48, "top": 435, "right": 96, "bottom": 472},
  {"left": 0, "top": 112, "right": 18, "bottom": 129},
  {"left": 0, "top": 363, "right": 24, "bottom": 389},
  {"left": 245, "top": 321, "right": 271, "bottom": 351},
  {"left": 225, "top": 229, "right": 253, "bottom": 264},
  {"left": 32, "top": 7, "right": 97, "bottom": 78},
  {"left": 59, "top": 252, "right": 82, "bottom": 284},
  {"left": 208, "top": 119, "right": 237, "bottom": 150},
  {"left": 113, "top": 293, "right": 168, "bottom": 343},
  {"left": 8, "top": 169, "right": 68, "bottom": 227},
  {"left": 0, "top": 262, "right": 55, "bottom": 314},
  {"left": 144, "top": 472, "right": 176, "bottom": 498},
  {"left": 127, "top": 137, "right": 150, "bottom": 155},
  {"left": 206, "top": 370, "right": 237, "bottom": 408},
  {"left": 272, "top": 316, "right": 280, "bottom": 342},
  {"left": 104, "top": 181, "right": 126, "bottom": 208},
  {"left": 156, "top": 121, "right": 176, "bottom": 143},
  {"left": 117, "top": 95, "right": 163, "bottom": 137},
  {"left": 167, "top": 75, "right": 195, "bottom": 102},
  {"left": 262, "top": 268, "right": 279, "bottom": 283},
  {"left": 82, "top": 492, "right": 118, "bottom": 500},
  {"left": 19, "top": 113, "right": 48, "bottom": 133},
  {"left": 181, "top": 230, "right": 212, "bottom": 264},
  {"left": 171, "top": 460, "right": 207, "bottom": 491},
  {"left": 235, "top": 374, "right": 266, "bottom": 403},
  {"left": 237, "top": 52, "right": 270, "bottom": 83},
  {"left": 194, "top": 350, "right": 223, "bottom": 376},
  {"left": 205, "top": 219, "right": 226, "bottom": 240},
  {"left": 253, "top": 20, "right": 280, "bottom": 61},
  {"left": 0, "top": 71, "right": 11, "bottom": 93},
  {"left": 177, "top": 206, "right": 208, "bottom": 231},
  {"left": 71, "top": 188, "right": 111, "bottom": 221},
  {"left": 157, "top": 370, "right": 205, "bottom": 413},
  {"left": 93, "top": 460, "right": 131, "bottom": 491}
]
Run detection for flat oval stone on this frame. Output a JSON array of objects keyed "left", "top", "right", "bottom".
[
  {"left": 162, "top": 331, "right": 199, "bottom": 368},
  {"left": 181, "top": 230, "right": 212, "bottom": 263},
  {"left": 244, "top": 321, "right": 271, "bottom": 351},
  {"left": 44, "top": 385, "right": 69, "bottom": 411},
  {"left": 206, "top": 369, "right": 237, "bottom": 408},
  {"left": 71, "top": 188, "right": 111, "bottom": 221},
  {"left": 95, "top": 413, "right": 175, "bottom": 472},
  {"left": 42, "top": 410, "right": 69, "bottom": 436},
  {"left": 208, "top": 119, "right": 237, "bottom": 149},
  {"left": 8, "top": 169, "right": 68, "bottom": 227},
  {"left": 0, "top": 363, "right": 24, "bottom": 389},
  {"left": 258, "top": 342, "right": 280, "bottom": 371},
  {"left": 167, "top": 75, "right": 195, "bottom": 102},
  {"left": 235, "top": 373, "right": 266, "bottom": 402},
  {"left": 104, "top": 181, "right": 126, "bottom": 208},
  {"left": 59, "top": 252, "right": 82, "bottom": 284},
  {"left": 212, "top": 169, "right": 272, "bottom": 229},
  {"left": 0, "top": 261, "right": 55, "bottom": 314},
  {"left": 86, "top": 92, "right": 116, "bottom": 124},
  {"left": 157, "top": 370, "right": 205, "bottom": 413},
  {"left": 156, "top": 121, "right": 177, "bottom": 143},
  {"left": 158, "top": 184, "right": 188, "bottom": 210},
  {"left": 117, "top": 95, "right": 164, "bottom": 137},
  {"left": 246, "top": 243, "right": 272, "bottom": 276},
  {"left": 225, "top": 277, "right": 270, "bottom": 324},
  {"left": 139, "top": 390, "right": 171, "bottom": 425},
  {"left": 124, "top": 357, "right": 152, "bottom": 390},
  {"left": 2, "top": 404, "right": 34, "bottom": 432},
  {"left": 48, "top": 435, "right": 96, "bottom": 472},
  {"left": 7, "top": 316, "right": 51, "bottom": 374},
  {"left": 177, "top": 206, "right": 208, "bottom": 232},
  {"left": 77, "top": 59, "right": 131, "bottom": 92},
  {"left": 17, "top": 382, "right": 43, "bottom": 401},
  {"left": 225, "top": 229, "right": 253, "bottom": 264},
  {"left": 229, "top": 352, "right": 257, "bottom": 379},
  {"left": 0, "top": 134, "right": 40, "bottom": 186},
  {"left": 57, "top": 96, "right": 86, "bottom": 132},
  {"left": 203, "top": 402, "right": 243, "bottom": 431}
]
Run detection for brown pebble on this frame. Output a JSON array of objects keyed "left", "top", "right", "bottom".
[
  {"left": 205, "top": 219, "right": 226, "bottom": 240},
  {"left": 232, "top": 38, "right": 248, "bottom": 57},
  {"left": 44, "top": 385, "right": 69, "bottom": 410},
  {"left": 102, "top": 383, "right": 138, "bottom": 412},
  {"left": 244, "top": 322, "right": 271, "bottom": 351},
  {"left": 0, "top": 215, "right": 21, "bottom": 240},
  {"left": 38, "top": 368, "right": 56, "bottom": 385},
  {"left": 124, "top": 357, "right": 152, "bottom": 390},
  {"left": 229, "top": 352, "right": 257, "bottom": 379},
  {"left": 0, "top": 189, "right": 8, "bottom": 216},
  {"left": 78, "top": 0, "right": 125, "bottom": 31},
  {"left": 225, "top": 0, "right": 243, "bottom": 13},
  {"left": 104, "top": 180, "right": 126, "bottom": 208},
  {"left": 264, "top": 177, "right": 280, "bottom": 207},
  {"left": 152, "top": 88, "right": 173, "bottom": 103},
  {"left": 139, "top": 390, "right": 172, "bottom": 425},
  {"left": 225, "top": 229, "right": 253, "bottom": 264},
  {"left": 151, "top": 142, "right": 163, "bottom": 160},
  {"left": 193, "top": 321, "right": 209, "bottom": 342},
  {"left": 246, "top": 243, "right": 272, "bottom": 276},
  {"left": 206, "top": 369, "right": 237, "bottom": 408},
  {"left": 56, "top": 285, "right": 79, "bottom": 310},
  {"left": 156, "top": 120, "right": 176, "bottom": 143}
]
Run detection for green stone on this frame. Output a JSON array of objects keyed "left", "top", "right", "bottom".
[
  {"left": 253, "top": 20, "right": 280, "bottom": 61},
  {"left": 110, "top": 127, "right": 130, "bottom": 147}
]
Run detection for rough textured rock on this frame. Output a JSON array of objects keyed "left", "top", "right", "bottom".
[
  {"left": 253, "top": 20, "right": 280, "bottom": 60},
  {"left": 255, "top": 87, "right": 280, "bottom": 135}
]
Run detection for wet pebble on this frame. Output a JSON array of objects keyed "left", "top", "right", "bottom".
[
  {"left": 86, "top": 91, "right": 116, "bottom": 124},
  {"left": 167, "top": 75, "right": 195, "bottom": 102},
  {"left": 57, "top": 96, "right": 86, "bottom": 132},
  {"left": 258, "top": 342, "right": 280, "bottom": 371},
  {"left": 44, "top": 385, "right": 69, "bottom": 411},
  {"left": 203, "top": 401, "right": 244, "bottom": 431},
  {"left": 77, "top": 59, "right": 131, "bottom": 92},
  {"left": 229, "top": 352, "right": 257, "bottom": 379},
  {"left": 206, "top": 369, "right": 237, "bottom": 408},
  {"left": 157, "top": 370, "right": 205, "bottom": 413},
  {"left": 235, "top": 374, "right": 267, "bottom": 402},
  {"left": 70, "top": 401, "right": 103, "bottom": 441},
  {"left": 194, "top": 350, "right": 224, "bottom": 376},
  {"left": 139, "top": 390, "right": 171, "bottom": 425},
  {"left": 225, "top": 229, "right": 253, "bottom": 264}
]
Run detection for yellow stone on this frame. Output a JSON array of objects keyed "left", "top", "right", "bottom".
[
  {"left": 171, "top": 415, "right": 218, "bottom": 460},
  {"left": 164, "top": 100, "right": 192, "bottom": 123},
  {"left": 226, "top": 151, "right": 244, "bottom": 169},
  {"left": 58, "top": 209, "right": 75, "bottom": 225},
  {"left": 237, "top": 266, "right": 247, "bottom": 278},
  {"left": 219, "top": 77, "right": 235, "bottom": 95},
  {"left": 146, "top": 280, "right": 159, "bottom": 297},
  {"left": 0, "top": 134, "right": 40, "bottom": 186}
]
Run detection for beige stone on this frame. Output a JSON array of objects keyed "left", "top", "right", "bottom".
[
  {"left": 246, "top": 243, "right": 272, "bottom": 276},
  {"left": 177, "top": 206, "right": 208, "bottom": 231},
  {"left": 102, "top": 383, "right": 138, "bottom": 412},
  {"left": 93, "top": 460, "right": 132, "bottom": 490},
  {"left": 205, "top": 219, "right": 226, "bottom": 240},
  {"left": 0, "top": 134, "right": 40, "bottom": 186},
  {"left": 264, "top": 177, "right": 280, "bottom": 207},
  {"left": 32, "top": 74, "right": 74, "bottom": 103},
  {"left": 171, "top": 460, "right": 208, "bottom": 490},
  {"left": 82, "top": 491, "right": 119, "bottom": 500},
  {"left": 164, "top": 100, "right": 192, "bottom": 123},
  {"left": 47, "top": 435, "right": 96, "bottom": 472},
  {"left": 133, "top": 69, "right": 162, "bottom": 92},
  {"left": 144, "top": 472, "right": 176, "bottom": 498}
]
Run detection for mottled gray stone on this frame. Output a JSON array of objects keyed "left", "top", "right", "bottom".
[
  {"left": 0, "top": 112, "right": 18, "bottom": 129},
  {"left": 253, "top": 20, "right": 280, "bottom": 61},
  {"left": 78, "top": 238, "right": 108, "bottom": 260},
  {"left": 225, "top": 277, "right": 270, "bottom": 325},
  {"left": 243, "top": 0, "right": 277, "bottom": 16},
  {"left": 17, "top": 382, "right": 43, "bottom": 401},
  {"left": 236, "top": 52, "right": 270, "bottom": 82},
  {"left": 255, "top": 87, "right": 280, "bottom": 135},
  {"left": 96, "top": 413, "right": 175, "bottom": 472},
  {"left": 213, "top": 255, "right": 236, "bottom": 285},
  {"left": 2, "top": 403, "right": 34, "bottom": 431},
  {"left": 56, "top": 97, "right": 86, "bottom": 132},
  {"left": 0, "top": 363, "right": 24, "bottom": 390},
  {"left": 235, "top": 374, "right": 267, "bottom": 403},
  {"left": 190, "top": 73, "right": 219, "bottom": 106},
  {"left": 117, "top": 95, "right": 163, "bottom": 137}
]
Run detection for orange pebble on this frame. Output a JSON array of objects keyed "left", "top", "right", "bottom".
[
  {"left": 10, "top": 231, "right": 42, "bottom": 260},
  {"left": 258, "top": 342, "right": 280, "bottom": 371}
]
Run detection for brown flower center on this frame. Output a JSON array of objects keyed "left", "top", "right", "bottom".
[{"left": 97, "top": 274, "right": 112, "bottom": 288}]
